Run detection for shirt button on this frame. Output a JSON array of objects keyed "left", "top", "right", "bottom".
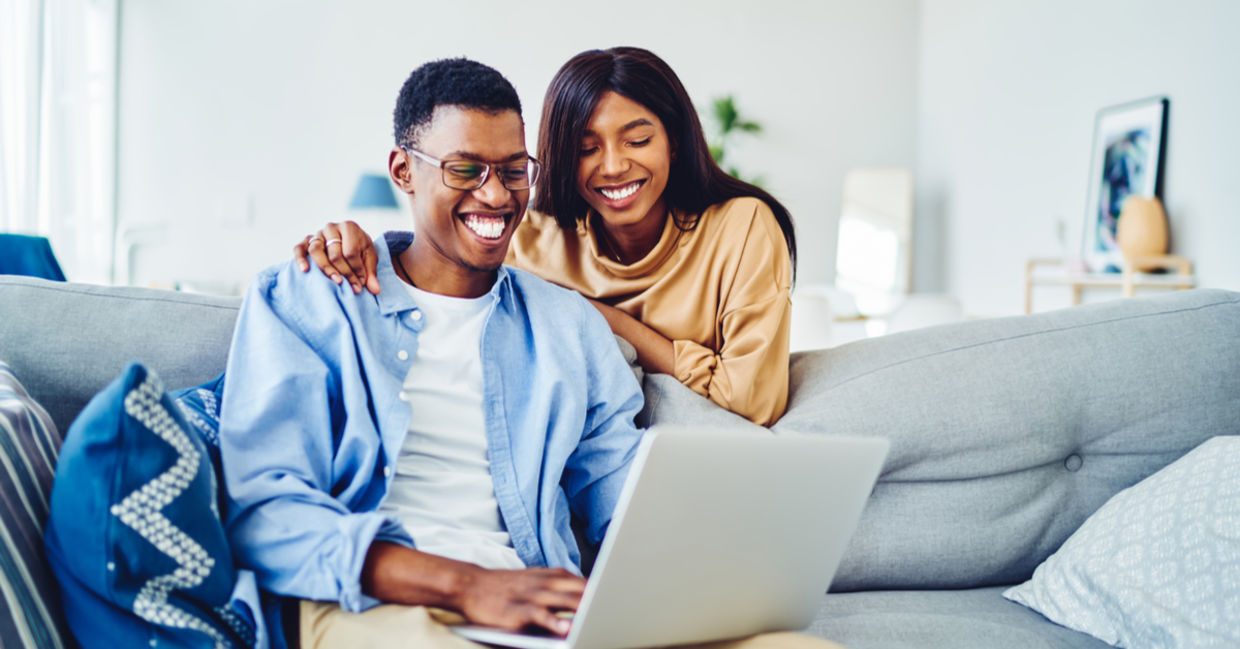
[
  {"left": 397, "top": 350, "right": 409, "bottom": 361},
  {"left": 398, "top": 391, "right": 408, "bottom": 401},
  {"left": 410, "top": 310, "right": 423, "bottom": 322},
  {"left": 384, "top": 466, "right": 392, "bottom": 478}
]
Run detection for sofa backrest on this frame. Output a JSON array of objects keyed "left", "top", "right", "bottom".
[
  {"left": 645, "top": 288, "right": 1240, "bottom": 590},
  {"left": 5, "top": 275, "right": 1239, "bottom": 593},
  {"left": 0, "top": 276, "right": 240, "bottom": 434}
]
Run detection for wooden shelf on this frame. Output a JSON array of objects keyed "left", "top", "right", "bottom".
[{"left": 1024, "top": 255, "right": 1195, "bottom": 313}]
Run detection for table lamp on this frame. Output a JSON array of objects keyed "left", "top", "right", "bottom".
[
  {"left": 346, "top": 173, "right": 404, "bottom": 235},
  {"left": 348, "top": 173, "right": 400, "bottom": 209}
]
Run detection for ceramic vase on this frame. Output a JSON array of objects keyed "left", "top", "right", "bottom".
[{"left": 1116, "top": 196, "right": 1168, "bottom": 270}]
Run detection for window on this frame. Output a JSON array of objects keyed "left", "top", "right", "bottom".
[{"left": 1, "top": 0, "right": 117, "bottom": 283}]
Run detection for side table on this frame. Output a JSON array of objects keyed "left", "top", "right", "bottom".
[{"left": 1024, "top": 255, "right": 1195, "bottom": 314}]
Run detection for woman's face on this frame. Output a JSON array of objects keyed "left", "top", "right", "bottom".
[{"left": 575, "top": 91, "right": 672, "bottom": 230}]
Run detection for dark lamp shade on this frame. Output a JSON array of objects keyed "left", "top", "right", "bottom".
[{"left": 348, "top": 173, "right": 399, "bottom": 209}]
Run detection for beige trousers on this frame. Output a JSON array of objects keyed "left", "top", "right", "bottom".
[{"left": 298, "top": 600, "right": 847, "bottom": 649}]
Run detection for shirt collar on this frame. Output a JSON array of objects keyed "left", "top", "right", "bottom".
[{"left": 375, "top": 230, "right": 511, "bottom": 315}]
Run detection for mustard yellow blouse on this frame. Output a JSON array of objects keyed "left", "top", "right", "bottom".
[{"left": 507, "top": 196, "right": 792, "bottom": 426}]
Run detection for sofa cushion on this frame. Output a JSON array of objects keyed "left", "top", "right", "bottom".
[
  {"left": 638, "top": 373, "right": 763, "bottom": 431},
  {"left": 43, "top": 363, "right": 255, "bottom": 649},
  {"left": 0, "top": 361, "right": 75, "bottom": 649},
  {"left": 1004, "top": 435, "right": 1240, "bottom": 648},
  {"left": 808, "top": 587, "right": 1112, "bottom": 649},
  {"left": 775, "top": 288, "right": 1240, "bottom": 590},
  {"left": 0, "top": 276, "right": 240, "bottom": 435}
]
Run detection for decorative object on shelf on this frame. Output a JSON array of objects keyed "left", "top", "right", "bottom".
[
  {"left": 1115, "top": 196, "right": 1169, "bottom": 270},
  {"left": 1080, "top": 96, "right": 1169, "bottom": 273},
  {"left": 347, "top": 173, "right": 400, "bottom": 209}
]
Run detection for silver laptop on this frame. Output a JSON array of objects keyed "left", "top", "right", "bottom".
[{"left": 451, "top": 426, "right": 889, "bottom": 649}]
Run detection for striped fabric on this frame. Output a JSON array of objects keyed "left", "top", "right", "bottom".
[{"left": 0, "top": 361, "right": 74, "bottom": 649}]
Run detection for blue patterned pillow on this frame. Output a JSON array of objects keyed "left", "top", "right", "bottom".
[
  {"left": 0, "top": 361, "right": 75, "bottom": 649},
  {"left": 170, "top": 372, "right": 226, "bottom": 493},
  {"left": 43, "top": 363, "right": 255, "bottom": 649}
]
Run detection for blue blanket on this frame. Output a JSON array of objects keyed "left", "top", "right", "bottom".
[{"left": 0, "top": 234, "right": 67, "bottom": 280}]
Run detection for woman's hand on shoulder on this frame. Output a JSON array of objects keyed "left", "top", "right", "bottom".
[{"left": 294, "top": 221, "right": 381, "bottom": 295}]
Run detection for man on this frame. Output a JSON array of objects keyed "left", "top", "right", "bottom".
[{"left": 219, "top": 58, "right": 646, "bottom": 647}]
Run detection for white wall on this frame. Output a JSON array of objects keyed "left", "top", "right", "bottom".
[
  {"left": 115, "top": 0, "right": 919, "bottom": 292},
  {"left": 916, "top": 0, "right": 1240, "bottom": 315}
]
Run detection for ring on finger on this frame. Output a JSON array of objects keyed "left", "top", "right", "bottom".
[{"left": 324, "top": 238, "right": 342, "bottom": 247}]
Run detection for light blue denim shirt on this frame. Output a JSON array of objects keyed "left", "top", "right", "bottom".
[{"left": 218, "top": 233, "right": 645, "bottom": 616}]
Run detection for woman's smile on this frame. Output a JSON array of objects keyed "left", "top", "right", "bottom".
[{"left": 596, "top": 179, "right": 646, "bottom": 207}]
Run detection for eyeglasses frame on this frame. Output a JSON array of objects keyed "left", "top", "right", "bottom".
[{"left": 401, "top": 146, "right": 540, "bottom": 191}]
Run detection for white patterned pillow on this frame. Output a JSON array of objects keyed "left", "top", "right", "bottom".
[
  {"left": 1004, "top": 435, "right": 1240, "bottom": 648},
  {"left": 0, "top": 361, "right": 74, "bottom": 648}
]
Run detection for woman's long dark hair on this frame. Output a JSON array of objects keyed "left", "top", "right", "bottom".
[{"left": 532, "top": 46, "right": 796, "bottom": 279}]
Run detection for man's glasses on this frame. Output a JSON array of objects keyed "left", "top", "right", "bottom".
[{"left": 403, "top": 146, "right": 540, "bottom": 191}]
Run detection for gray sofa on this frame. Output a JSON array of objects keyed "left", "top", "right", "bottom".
[{"left": 2, "top": 274, "right": 1238, "bottom": 649}]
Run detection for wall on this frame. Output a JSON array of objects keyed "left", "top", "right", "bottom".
[
  {"left": 115, "top": 0, "right": 920, "bottom": 292},
  {"left": 916, "top": 0, "right": 1240, "bottom": 315}
]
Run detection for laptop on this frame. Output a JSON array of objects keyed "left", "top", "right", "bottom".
[{"left": 451, "top": 426, "right": 889, "bottom": 649}]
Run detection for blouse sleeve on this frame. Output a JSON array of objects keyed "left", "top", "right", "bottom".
[{"left": 672, "top": 200, "right": 792, "bottom": 426}]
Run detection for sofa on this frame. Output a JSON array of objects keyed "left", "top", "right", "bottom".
[{"left": 2, "top": 274, "right": 1237, "bottom": 649}]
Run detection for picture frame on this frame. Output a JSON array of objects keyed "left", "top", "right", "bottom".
[{"left": 1080, "top": 96, "right": 1169, "bottom": 272}]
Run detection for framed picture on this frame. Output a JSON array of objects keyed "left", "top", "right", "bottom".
[{"left": 1081, "top": 96, "right": 1169, "bottom": 272}]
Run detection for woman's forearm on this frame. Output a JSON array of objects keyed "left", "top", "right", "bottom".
[{"left": 587, "top": 299, "right": 675, "bottom": 375}]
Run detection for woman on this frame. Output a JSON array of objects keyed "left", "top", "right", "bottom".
[{"left": 300, "top": 47, "right": 796, "bottom": 426}]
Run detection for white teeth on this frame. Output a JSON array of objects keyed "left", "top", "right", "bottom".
[
  {"left": 600, "top": 182, "right": 640, "bottom": 201},
  {"left": 463, "top": 214, "right": 505, "bottom": 239}
]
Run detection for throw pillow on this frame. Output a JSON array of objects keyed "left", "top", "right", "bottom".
[
  {"left": 170, "top": 372, "right": 226, "bottom": 474},
  {"left": 0, "top": 361, "right": 75, "bottom": 649},
  {"left": 1004, "top": 435, "right": 1240, "bottom": 648},
  {"left": 43, "top": 362, "right": 255, "bottom": 649}
]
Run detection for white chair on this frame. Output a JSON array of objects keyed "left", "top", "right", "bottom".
[{"left": 789, "top": 286, "right": 835, "bottom": 351}]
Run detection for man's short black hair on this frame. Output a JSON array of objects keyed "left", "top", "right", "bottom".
[{"left": 393, "top": 58, "right": 523, "bottom": 148}]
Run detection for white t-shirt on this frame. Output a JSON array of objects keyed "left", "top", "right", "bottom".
[{"left": 379, "top": 282, "right": 524, "bottom": 570}]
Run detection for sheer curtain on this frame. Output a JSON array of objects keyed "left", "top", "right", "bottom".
[
  {"left": 0, "top": 0, "right": 46, "bottom": 237},
  {"left": 0, "top": 0, "right": 117, "bottom": 284}
]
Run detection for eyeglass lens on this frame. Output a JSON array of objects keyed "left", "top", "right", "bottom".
[{"left": 442, "top": 159, "right": 538, "bottom": 191}]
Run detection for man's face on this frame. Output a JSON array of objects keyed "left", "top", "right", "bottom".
[{"left": 395, "top": 106, "right": 529, "bottom": 291}]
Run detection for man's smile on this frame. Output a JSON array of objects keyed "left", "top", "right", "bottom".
[{"left": 459, "top": 211, "right": 512, "bottom": 240}]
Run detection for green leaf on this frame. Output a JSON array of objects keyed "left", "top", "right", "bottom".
[
  {"left": 713, "top": 96, "right": 739, "bottom": 134},
  {"left": 707, "top": 95, "right": 765, "bottom": 180}
]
